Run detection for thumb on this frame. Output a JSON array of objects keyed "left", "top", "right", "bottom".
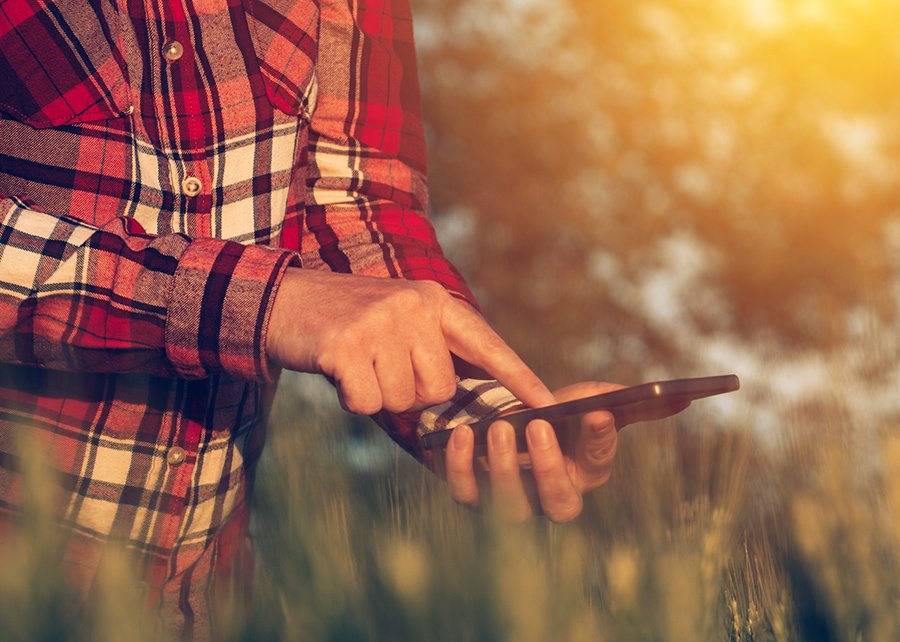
[{"left": 574, "top": 410, "right": 618, "bottom": 490}]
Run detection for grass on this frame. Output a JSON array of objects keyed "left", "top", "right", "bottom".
[
  {"left": 1, "top": 370, "right": 899, "bottom": 640},
  {"left": 244, "top": 373, "right": 900, "bottom": 641}
]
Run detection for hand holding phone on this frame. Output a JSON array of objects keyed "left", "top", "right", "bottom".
[{"left": 421, "top": 374, "right": 740, "bottom": 452}]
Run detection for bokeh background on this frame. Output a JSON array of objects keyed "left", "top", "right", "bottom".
[
  {"left": 414, "top": 0, "right": 900, "bottom": 425},
  {"left": 248, "top": 2, "right": 900, "bottom": 639},
  {"left": 4, "top": 1, "right": 900, "bottom": 640}
]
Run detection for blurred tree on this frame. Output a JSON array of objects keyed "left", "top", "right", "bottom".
[{"left": 411, "top": 0, "right": 900, "bottom": 386}]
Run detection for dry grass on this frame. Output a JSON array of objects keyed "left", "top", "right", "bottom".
[{"left": 1, "top": 371, "right": 899, "bottom": 640}]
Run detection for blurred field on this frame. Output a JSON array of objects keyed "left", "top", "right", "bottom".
[
  {"left": 2, "top": 368, "right": 897, "bottom": 641},
  {"left": 0, "top": 0, "right": 894, "bottom": 639},
  {"left": 250, "top": 370, "right": 900, "bottom": 642}
]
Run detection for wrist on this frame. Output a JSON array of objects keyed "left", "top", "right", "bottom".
[{"left": 265, "top": 266, "right": 302, "bottom": 368}]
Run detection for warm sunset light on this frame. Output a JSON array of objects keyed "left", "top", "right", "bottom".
[
  {"left": 2, "top": 1, "right": 899, "bottom": 640},
  {"left": 416, "top": 0, "right": 900, "bottom": 390}
]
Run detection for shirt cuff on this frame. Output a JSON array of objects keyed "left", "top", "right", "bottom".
[
  {"left": 165, "top": 238, "right": 300, "bottom": 381},
  {"left": 417, "top": 378, "right": 522, "bottom": 436}
]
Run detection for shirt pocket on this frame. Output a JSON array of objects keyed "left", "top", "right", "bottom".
[
  {"left": 0, "top": 0, "right": 130, "bottom": 129},
  {"left": 242, "top": 0, "right": 318, "bottom": 119}
]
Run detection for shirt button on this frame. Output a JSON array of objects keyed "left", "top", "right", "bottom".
[
  {"left": 166, "top": 447, "right": 187, "bottom": 468},
  {"left": 162, "top": 40, "right": 184, "bottom": 62},
  {"left": 182, "top": 176, "right": 203, "bottom": 197},
  {"left": 123, "top": 104, "right": 134, "bottom": 116}
]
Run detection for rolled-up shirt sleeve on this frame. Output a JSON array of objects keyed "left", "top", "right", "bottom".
[{"left": 0, "top": 196, "right": 298, "bottom": 381}]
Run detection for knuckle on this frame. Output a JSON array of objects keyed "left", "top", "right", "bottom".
[
  {"left": 318, "top": 336, "right": 358, "bottom": 366},
  {"left": 529, "top": 451, "right": 564, "bottom": 479},
  {"left": 418, "top": 280, "right": 448, "bottom": 299},
  {"left": 445, "top": 453, "right": 470, "bottom": 477},
  {"left": 316, "top": 350, "right": 337, "bottom": 376},
  {"left": 387, "top": 284, "right": 423, "bottom": 310},
  {"left": 338, "top": 380, "right": 382, "bottom": 416},
  {"left": 419, "top": 377, "right": 457, "bottom": 407},
  {"left": 325, "top": 326, "right": 368, "bottom": 362},
  {"left": 489, "top": 451, "right": 519, "bottom": 472},
  {"left": 383, "top": 390, "right": 416, "bottom": 414},
  {"left": 347, "top": 398, "right": 382, "bottom": 416},
  {"left": 433, "top": 379, "right": 458, "bottom": 404},
  {"left": 489, "top": 456, "right": 517, "bottom": 479},
  {"left": 530, "top": 441, "right": 557, "bottom": 459},
  {"left": 488, "top": 438, "right": 519, "bottom": 472},
  {"left": 529, "top": 454, "right": 559, "bottom": 476},
  {"left": 586, "top": 436, "right": 618, "bottom": 467},
  {"left": 585, "top": 412, "right": 617, "bottom": 437}
]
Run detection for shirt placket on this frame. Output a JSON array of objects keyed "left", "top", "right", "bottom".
[
  {"left": 158, "top": 0, "right": 213, "bottom": 235},
  {"left": 149, "top": 0, "right": 214, "bottom": 574}
]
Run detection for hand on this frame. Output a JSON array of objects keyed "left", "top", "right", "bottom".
[
  {"left": 442, "top": 381, "right": 621, "bottom": 523},
  {"left": 266, "top": 269, "right": 555, "bottom": 414}
]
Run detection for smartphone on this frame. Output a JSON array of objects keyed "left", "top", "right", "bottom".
[{"left": 420, "top": 374, "right": 740, "bottom": 452}]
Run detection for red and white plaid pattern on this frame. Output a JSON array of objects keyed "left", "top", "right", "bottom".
[
  {"left": 417, "top": 379, "right": 521, "bottom": 435},
  {"left": 0, "top": 0, "right": 480, "bottom": 636}
]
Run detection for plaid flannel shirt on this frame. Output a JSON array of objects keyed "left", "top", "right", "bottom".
[{"left": 0, "top": 0, "right": 506, "bottom": 636}]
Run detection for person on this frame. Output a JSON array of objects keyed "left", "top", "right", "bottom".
[{"left": 0, "top": 0, "right": 618, "bottom": 636}]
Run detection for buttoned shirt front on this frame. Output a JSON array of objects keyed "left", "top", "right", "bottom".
[{"left": 0, "top": 0, "right": 481, "bottom": 635}]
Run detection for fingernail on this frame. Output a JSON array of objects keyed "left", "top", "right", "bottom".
[
  {"left": 528, "top": 420, "right": 553, "bottom": 450},
  {"left": 451, "top": 425, "right": 473, "bottom": 450},
  {"left": 490, "top": 422, "right": 514, "bottom": 451}
]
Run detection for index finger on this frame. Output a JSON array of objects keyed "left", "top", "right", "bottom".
[{"left": 440, "top": 300, "right": 556, "bottom": 409}]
